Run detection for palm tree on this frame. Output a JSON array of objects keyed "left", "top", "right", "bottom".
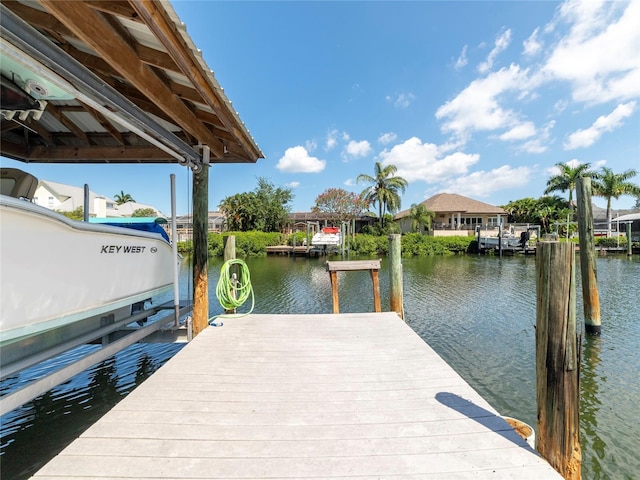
[
  {"left": 357, "top": 162, "right": 408, "bottom": 227},
  {"left": 544, "top": 162, "right": 595, "bottom": 209},
  {"left": 114, "top": 190, "right": 135, "bottom": 205},
  {"left": 592, "top": 167, "right": 640, "bottom": 236},
  {"left": 409, "top": 203, "right": 435, "bottom": 233}
]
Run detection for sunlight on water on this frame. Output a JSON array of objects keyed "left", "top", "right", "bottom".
[{"left": 1, "top": 254, "right": 638, "bottom": 479}]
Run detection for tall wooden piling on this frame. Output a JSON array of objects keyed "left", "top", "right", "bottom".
[
  {"left": 536, "top": 241, "right": 581, "bottom": 480},
  {"left": 626, "top": 222, "right": 632, "bottom": 256},
  {"left": 388, "top": 234, "right": 404, "bottom": 320},
  {"left": 192, "top": 164, "right": 209, "bottom": 337},
  {"left": 575, "top": 177, "right": 601, "bottom": 335}
]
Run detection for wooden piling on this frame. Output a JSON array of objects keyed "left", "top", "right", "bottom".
[
  {"left": 536, "top": 241, "right": 581, "bottom": 480},
  {"left": 575, "top": 177, "right": 601, "bottom": 335},
  {"left": 626, "top": 222, "right": 632, "bottom": 256},
  {"left": 389, "top": 234, "right": 404, "bottom": 320},
  {"left": 192, "top": 164, "right": 209, "bottom": 337}
]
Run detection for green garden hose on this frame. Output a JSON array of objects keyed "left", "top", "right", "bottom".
[{"left": 209, "top": 259, "right": 254, "bottom": 325}]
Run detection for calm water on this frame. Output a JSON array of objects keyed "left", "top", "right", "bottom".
[{"left": 1, "top": 253, "right": 638, "bottom": 479}]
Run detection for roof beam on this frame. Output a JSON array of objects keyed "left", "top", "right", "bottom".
[
  {"left": 44, "top": 103, "right": 91, "bottom": 145},
  {"left": 2, "top": 143, "right": 178, "bottom": 162},
  {"left": 81, "top": 103, "right": 126, "bottom": 146},
  {"left": 130, "top": 0, "right": 261, "bottom": 160},
  {"left": 37, "top": 0, "right": 224, "bottom": 158}
]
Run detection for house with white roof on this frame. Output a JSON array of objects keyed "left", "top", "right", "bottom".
[{"left": 33, "top": 179, "right": 162, "bottom": 218}]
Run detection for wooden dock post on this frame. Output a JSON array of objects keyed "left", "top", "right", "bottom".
[
  {"left": 389, "top": 234, "right": 404, "bottom": 320},
  {"left": 192, "top": 163, "right": 209, "bottom": 337},
  {"left": 575, "top": 177, "right": 601, "bottom": 335},
  {"left": 536, "top": 241, "right": 581, "bottom": 480},
  {"left": 223, "top": 235, "right": 237, "bottom": 314},
  {"left": 626, "top": 222, "right": 632, "bottom": 256}
]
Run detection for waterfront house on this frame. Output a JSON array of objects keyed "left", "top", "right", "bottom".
[
  {"left": 169, "top": 211, "right": 226, "bottom": 242},
  {"left": 394, "top": 193, "right": 507, "bottom": 235},
  {"left": 33, "top": 179, "right": 162, "bottom": 218},
  {"left": 283, "top": 212, "right": 377, "bottom": 235}
]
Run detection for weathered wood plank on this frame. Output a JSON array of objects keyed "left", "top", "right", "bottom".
[
  {"left": 326, "top": 260, "right": 381, "bottom": 271},
  {"left": 32, "top": 313, "right": 562, "bottom": 479}
]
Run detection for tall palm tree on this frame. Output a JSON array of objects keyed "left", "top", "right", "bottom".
[
  {"left": 592, "top": 167, "right": 640, "bottom": 236},
  {"left": 409, "top": 203, "right": 435, "bottom": 233},
  {"left": 357, "top": 162, "right": 408, "bottom": 227},
  {"left": 544, "top": 162, "right": 595, "bottom": 209},
  {"left": 113, "top": 190, "right": 135, "bottom": 205}
]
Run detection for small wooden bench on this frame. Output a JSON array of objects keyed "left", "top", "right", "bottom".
[{"left": 326, "top": 260, "right": 381, "bottom": 314}]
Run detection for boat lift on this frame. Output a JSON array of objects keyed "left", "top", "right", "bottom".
[{"left": 0, "top": 175, "right": 192, "bottom": 416}]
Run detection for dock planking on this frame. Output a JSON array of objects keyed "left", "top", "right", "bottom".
[{"left": 32, "top": 312, "right": 562, "bottom": 479}]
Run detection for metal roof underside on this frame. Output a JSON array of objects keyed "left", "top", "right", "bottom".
[{"left": 0, "top": 0, "right": 263, "bottom": 167}]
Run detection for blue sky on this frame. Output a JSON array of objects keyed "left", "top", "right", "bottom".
[{"left": 3, "top": 0, "right": 639, "bottom": 215}]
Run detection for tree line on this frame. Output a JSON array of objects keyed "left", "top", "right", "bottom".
[
  {"left": 215, "top": 162, "right": 638, "bottom": 236},
  {"left": 109, "top": 162, "right": 638, "bottom": 236}
]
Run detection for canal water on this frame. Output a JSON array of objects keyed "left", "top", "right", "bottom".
[{"left": 1, "top": 254, "right": 638, "bottom": 479}]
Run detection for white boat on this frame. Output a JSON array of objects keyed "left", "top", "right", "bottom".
[
  {"left": 478, "top": 226, "right": 536, "bottom": 250},
  {"left": 0, "top": 168, "right": 176, "bottom": 367},
  {"left": 311, "top": 226, "right": 342, "bottom": 247},
  {"left": 478, "top": 235, "right": 524, "bottom": 249}
]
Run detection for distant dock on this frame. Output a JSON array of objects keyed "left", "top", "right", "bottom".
[
  {"left": 32, "top": 312, "right": 562, "bottom": 479},
  {"left": 265, "top": 245, "right": 336, "bottom": 256}
]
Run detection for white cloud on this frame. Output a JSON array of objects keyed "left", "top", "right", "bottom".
[
  {"left": 498, "top": 122, "right": 536, "bottom": 141},
  {"left": 440, "top": 165, "right": 533, "bottom": 198},
  {"left": 523, "top": 28, "right": 542, "bottom": 57},
  {"left": 564, "top": 101, "right": 637, "bottom": 150},
  {"left": 342, "top": 140, "right": 372, "bottom": 160},
  {"left": 326, "top": 129, "right": 338, "bottom": 150},
  {"left": 378, "top": 137, "right": 479, "bottom": 183},
  {"left": 478, "top": 28, "right": 512, "bottom": 74},
  {"left": 435, "top": 64, "right": 530, "bottom": 139},
  {"left": 344, "top": 178, "right": 355, "bottom": 187},
  {"left": 543, "top": 0, "right": 640, "bottom": 104},
  {"left": 518, "top": 121, "right": 555, "bottom": 154},
  {"left": 387, "top": 92, "right": 416, "bottom": 108},
  {"left": 276, "top": 146, "right": 326, "bottom": 173},
  {"left": 305, "top": 139, "right": 317, "bottom": 152},
  {"left": 378, "top": 132, "right": 397, "bottom": 145},
  {"left": 287, "top": 181, "right": 300, "bottom": 188},
  {"left": 455, "top": 45, "right": 468, "bottom": 69}
]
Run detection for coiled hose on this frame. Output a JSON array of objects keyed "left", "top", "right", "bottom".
[{"left": 209, "top": 259, "right": 254, "bottom": 325}]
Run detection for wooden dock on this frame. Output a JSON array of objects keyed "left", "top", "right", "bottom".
[
  {"left": 32, "top": 313, "right": 562, "bottom": 479},
  {"left": 265, "top": 245, "right": 309, "bottom": 255}
]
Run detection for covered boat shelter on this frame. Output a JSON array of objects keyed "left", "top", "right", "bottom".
[{"left": 1, "top": 0, "right": 263, "bottom": 339}]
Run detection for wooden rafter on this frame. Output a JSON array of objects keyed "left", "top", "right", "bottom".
[
  {"left": 44, "top": 103, "right": 90, "bottom": 145},
  {"left": 38, "top": 0, "right": 224, "bottom": 158},
  {"left": 80, "top": 103, "right": 126, "bottom": 146},
  {"left": 1, "top": 142, "right": 178, "bottom": 163},
  {"left": 130, "top": 0, "right": 261, "bottom": 159}
]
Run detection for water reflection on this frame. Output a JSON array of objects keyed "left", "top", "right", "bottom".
[
  {"left": 581, "top": 335, "right": 606, "bottom": 478},
  {"left": 0, "top": 343, "right": 183, "bottom": 479}
]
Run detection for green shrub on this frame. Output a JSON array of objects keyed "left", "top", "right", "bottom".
[
  {"left": 595, "top": 236, "right": 627, "bottom": 248},
  {"left": 222, "top": 231, "right": 285, "bottom": 257},
  {"left": 287, "top": 231, "right": 308, "bottom": 246},
  {"left": 350, "top": 234, "right": 388, "bottom": 256},
  {"left": 401, "top": 233, "right": 473, "bottom": 256}
]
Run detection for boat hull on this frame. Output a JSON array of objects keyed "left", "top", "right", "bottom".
[{"left": 0, "top": 196, "right": 175, "bottom": 346}]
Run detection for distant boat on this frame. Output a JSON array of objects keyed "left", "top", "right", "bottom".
[
  {"left": 311, "top": 226, "right": 342, "bottom": 247},
  {"left": 0, "top": 168, "right": 176, "bottom": 373},
  {"left": 478, "top": 225, "right": 537, "bottom": 250}
]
